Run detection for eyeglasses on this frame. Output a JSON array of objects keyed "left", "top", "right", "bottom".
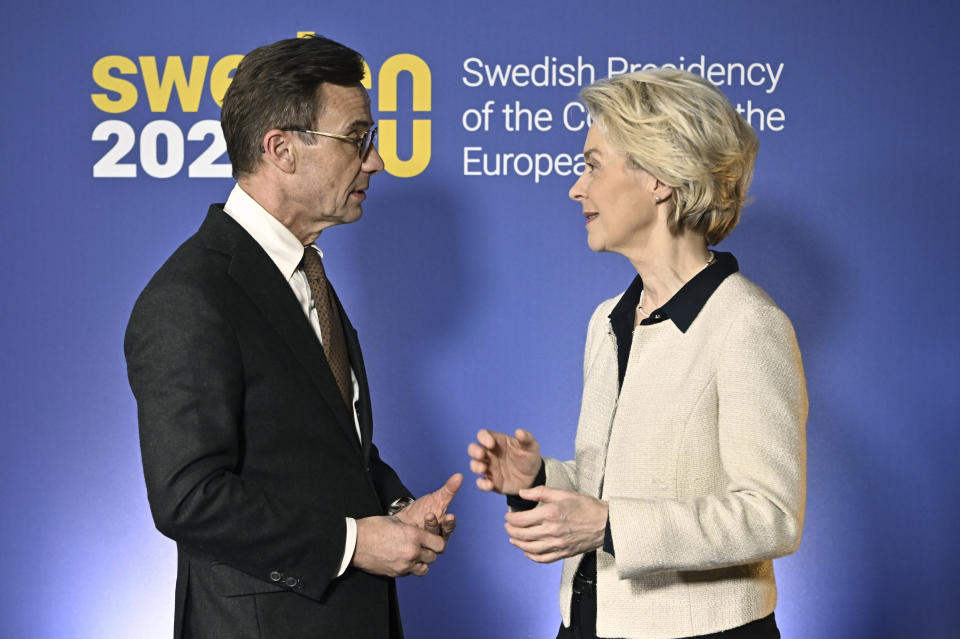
[{"left": 281, "top": 125, "right": 378, "bottom": 158}]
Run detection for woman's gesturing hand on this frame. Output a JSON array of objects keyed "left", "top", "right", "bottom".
[
  {"left": 467, "top": 428, "right": 542, "bottom": 495},
  {"left": 504, "top": 486, "right": 608, "bottom": 563}
]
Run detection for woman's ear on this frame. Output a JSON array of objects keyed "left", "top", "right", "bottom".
[{"left": 653, "top": 179, "right": 673, "bottom": 204}]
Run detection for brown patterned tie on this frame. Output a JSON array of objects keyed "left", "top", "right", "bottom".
[{"left": 300, "top": 246, "right": 353, "bottom": 411}]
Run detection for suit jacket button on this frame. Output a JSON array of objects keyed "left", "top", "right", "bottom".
[
  {"left": 269, "top": 571, "right": 282, "bottom": 582},
  {"left": 284, "top": 576, "right": 298, "bottom": 587}
]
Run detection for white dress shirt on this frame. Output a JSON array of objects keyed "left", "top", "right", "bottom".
[{"left": 223, "top": 183, "right": 358, "bottom": 577}]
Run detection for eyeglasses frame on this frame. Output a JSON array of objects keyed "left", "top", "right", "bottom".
[{"left": 280, "top": 124, "right": 378, "bottom": 158}]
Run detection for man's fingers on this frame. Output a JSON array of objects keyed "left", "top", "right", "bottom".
[
  {"left": 417, "top": 530, "right": 446, "bottom": 554},
  {"left": 417, "top": 546, "right": 439, "bottom": 564},
  {"left": 423, "top": 513, "right": 441, "bottom": 535},
  {"left": 353, "top": 516, "right": 443, "bottom": 578},
  {"left": 427, "top": 473, "right": 462, "bottom": 518},
  {"left": 440, "top": 473, "right": 463, "bottom": 499},
  {"left": 440, "top": 513, "right": 456, "bottom": 537}
]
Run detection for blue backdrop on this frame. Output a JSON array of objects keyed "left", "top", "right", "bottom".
[{"left": 2, "top": 1, "right": 958, "bottom": 637}]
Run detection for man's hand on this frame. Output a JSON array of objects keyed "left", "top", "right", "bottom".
[
  {"left": 467, "top": 428, "right": 542, "bottom": 494},
  {"left": 503, "top": 486, "right": 608, "bottom": 563},
  {"left": 352, "top": 516, "right": 446, "bottom": 577},
  {"left": 395, "top": 473, "right": 462, "bottom": 539}
]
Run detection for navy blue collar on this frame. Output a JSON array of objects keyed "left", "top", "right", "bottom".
[
  {"left": 609, "top": 251, "right": 739, "bottom": 334},
  {"left": 607, "top": 251, "right": 739, "bottom": 392}
]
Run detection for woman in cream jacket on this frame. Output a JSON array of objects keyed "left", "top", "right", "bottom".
[{"left": 468, "top": 69, "right": 807, "bottom": 639}]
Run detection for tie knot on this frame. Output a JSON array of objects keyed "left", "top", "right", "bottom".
[{"left": 300, "top": 245, "right": 326, "bottom": 282}]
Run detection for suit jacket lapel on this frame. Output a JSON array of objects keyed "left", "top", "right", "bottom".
[
  {"left": 199, "top": 206, "right": 362, "bottom": 455},
  {"left": 331, "top": 285, "right": 374, "bottom": 461}
]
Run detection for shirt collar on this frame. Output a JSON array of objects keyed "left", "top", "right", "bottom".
[
  {"left": 609, "top": 251, "right": 739, "bottom": 333},
  {"left": 222, "top": 183, "right": 311, "bottom": 281}
]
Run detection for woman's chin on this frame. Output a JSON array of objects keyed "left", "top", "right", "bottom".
[{"left": 585, "top": 233, "right": 604, "bottom": 253}]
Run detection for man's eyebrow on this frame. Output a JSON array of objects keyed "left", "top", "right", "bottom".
[{"left": 347, "top": 118, "right": 374, "bottom": 131}]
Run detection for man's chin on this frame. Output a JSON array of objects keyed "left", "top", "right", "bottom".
[{"left": 332, "top": 208, "right": 364, "bottom": 227}]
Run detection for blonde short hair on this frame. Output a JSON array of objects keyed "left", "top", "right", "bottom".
[{"left": 580, "top": 69, "right": 758, "bottom": 245}]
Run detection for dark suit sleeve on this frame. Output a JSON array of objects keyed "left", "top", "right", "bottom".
[
  {"left": 125, "top": 278, "right": 345, "bottom": 602},
  {"left": 368, "top": 443, "right": 413, "bottom": 507}
]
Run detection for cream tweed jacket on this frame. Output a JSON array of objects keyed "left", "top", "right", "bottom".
[{"left": 545, "top": 272, "right": 807, "bottom": 639}]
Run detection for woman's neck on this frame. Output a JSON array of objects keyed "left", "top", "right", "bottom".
[{"left": 627, "top": 229, "right": 712, "bottom": 313}]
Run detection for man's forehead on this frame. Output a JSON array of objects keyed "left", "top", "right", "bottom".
[{"left": 315, "top": 83, "right": 373, "bottom": 127}]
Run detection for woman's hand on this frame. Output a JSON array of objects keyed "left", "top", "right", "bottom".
[
  {"left": 504, "top": 486, "right": 608, "bottom": 563},
  {"left": 467, "top": 428, "right": 542, "bottom": 495}
]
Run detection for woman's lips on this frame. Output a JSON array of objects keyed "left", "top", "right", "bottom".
[{"left": 584, "top": 212, "right": 598, "bottom": 224}]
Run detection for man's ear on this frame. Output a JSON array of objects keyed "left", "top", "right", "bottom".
[{"left": 260, "top": 129, "right": 296, "bottom": 174}]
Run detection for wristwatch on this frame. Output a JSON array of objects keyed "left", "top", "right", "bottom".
[{"left": 387, "top": 497, "right": 415, "bottom": 516}]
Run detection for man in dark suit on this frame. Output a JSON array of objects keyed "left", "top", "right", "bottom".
[{"left": 124, "top": 35, "right": 460, "bottom": 639}]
